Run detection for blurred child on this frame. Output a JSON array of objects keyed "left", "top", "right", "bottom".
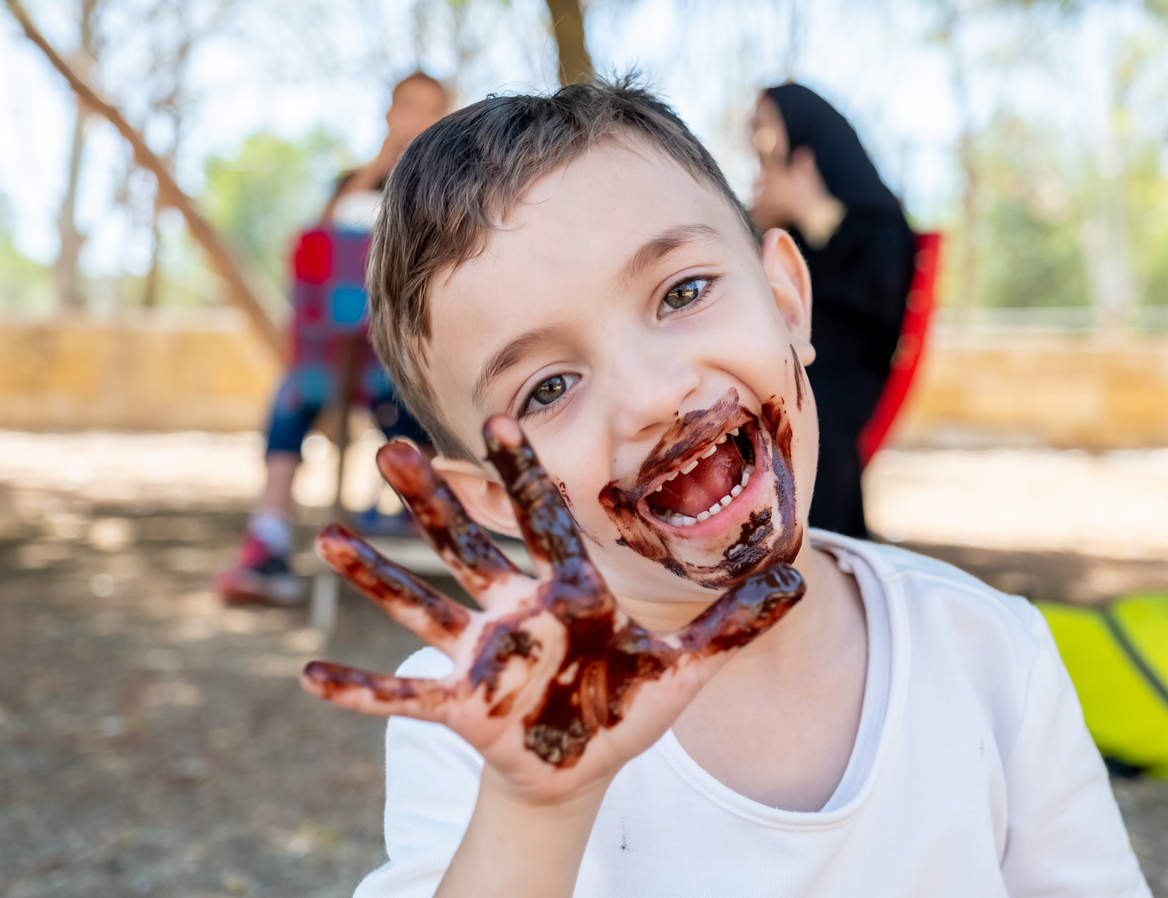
[{"left": 217, "top": 72, "right": 448, "bottom": 607}]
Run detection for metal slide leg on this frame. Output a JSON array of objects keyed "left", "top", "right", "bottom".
[{"left": 310, "top": 570, "right": 339, "bottom": 634}]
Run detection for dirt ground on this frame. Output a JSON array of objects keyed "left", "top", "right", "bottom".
[{"left": 1, "top": 436, "right": 1167, "bottom": 896}]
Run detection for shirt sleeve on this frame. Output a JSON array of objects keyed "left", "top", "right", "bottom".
[
  {"left": 353, "top": 649, "right": 484, "bottom": 898},
  {"left": 1000, "top": 607, "right": 1152, "bottom": 897}
]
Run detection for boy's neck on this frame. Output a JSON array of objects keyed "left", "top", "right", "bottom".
[
  {"left": 727, "top": 543, "right": 864, "bottom": 675},
  {"left": 670, "top": 541, "right": 869, "bottom": 811}
]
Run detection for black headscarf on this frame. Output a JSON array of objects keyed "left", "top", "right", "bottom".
[
  {"left": 766, "top": 83, "right": 901, "bottom": 214},
  {"left": 762, "top": 84, "right": 915, "bottom": 539},
  {"left": 759, "top": 81, "right": 915, "bottom": 377}
]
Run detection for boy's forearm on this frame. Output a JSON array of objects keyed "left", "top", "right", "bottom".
[{"left": 435, "top": 766, "right": 611, "bottom": 898}]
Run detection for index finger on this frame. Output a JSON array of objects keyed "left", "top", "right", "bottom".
[
  {"left": 482, "top": 416, "right": 589, "bottom": 574},
  {"left": 376, "top": 440, "right": 522, "bottom": 599}
]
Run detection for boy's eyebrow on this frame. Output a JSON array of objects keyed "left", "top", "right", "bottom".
[
  {"left": 619, "top": 223, "right": 720, "bottom": 287},
  {"left": 473, "top": 325, "right": 571, "bottom": 409},
  {"left": 471, "top": 225, "right": 718, "bottom": 409}
]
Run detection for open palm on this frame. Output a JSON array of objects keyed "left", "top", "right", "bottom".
[{"left": 301, "top": 416, "right": 805, "bottom": 803}]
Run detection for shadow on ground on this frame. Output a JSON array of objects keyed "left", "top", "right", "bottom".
[{"left": 0, "top": 487, "right": 1164, "bottom": 896}]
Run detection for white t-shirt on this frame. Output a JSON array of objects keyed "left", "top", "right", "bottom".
[{"left": 353, "top": 531, "right": 1151, "bottom": 897}]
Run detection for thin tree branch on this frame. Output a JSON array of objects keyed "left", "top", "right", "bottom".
[{"left": 4, "top": 0, "right": 283, "bottom": 356}]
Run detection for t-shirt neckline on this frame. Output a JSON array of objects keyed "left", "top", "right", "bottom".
[{"left": 655, "top": 532, "right": 896, "bottom": 827}]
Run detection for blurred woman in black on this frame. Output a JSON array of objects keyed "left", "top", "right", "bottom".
[{"left": 751, "top": 83, "right": 916, "bottom": 539}]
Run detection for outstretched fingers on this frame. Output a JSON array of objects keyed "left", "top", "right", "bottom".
[
  {"left": 482, "top": 417, "right": 592, "bottom": 577},
  {"left": 301, "top": 661, "right": 451, "bottom": 720},
  {"left": 673, "top": 564, "right": 806, "bottom": 657},
  {"left": 376, "top": 440, "right": 521, "bottom": 598},
  {"left": 317, "top": 523, "right": 472, "bottom": 652}
]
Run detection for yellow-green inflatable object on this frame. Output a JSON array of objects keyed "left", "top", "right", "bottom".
[{"left": 1038, "top": 593, "right": 1168, "bottom": 779}]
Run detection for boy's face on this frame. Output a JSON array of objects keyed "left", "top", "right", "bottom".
[{"left": 425, "top": 141, "right": 818, "bottom": 615}]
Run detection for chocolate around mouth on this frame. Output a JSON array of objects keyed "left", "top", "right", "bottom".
[
  {"left": 598, "top": 392, "right": 803, "bottom": 590},
  {"left": 643, "top": 425, "right": 755, "bottom": 525}
]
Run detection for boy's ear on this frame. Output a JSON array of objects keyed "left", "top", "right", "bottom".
[
  {"left": 430, "top": 456, "right": 522, "bottom": 539},
  {"left": 760, "top": 228, "right": 815, "bottom": 366}
]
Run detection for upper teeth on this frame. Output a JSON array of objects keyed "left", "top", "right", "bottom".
[
  {"left": 675, "top": 430, "right": 735, "bottom": 476},
  {"left": 651, "top": 464, "right": 755, "bottom": 528}
]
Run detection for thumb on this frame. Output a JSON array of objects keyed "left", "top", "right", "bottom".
[{"left": 672, "top": 565, "right": 805, "bottom": 657}]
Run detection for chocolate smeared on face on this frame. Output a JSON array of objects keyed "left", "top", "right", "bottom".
[
  {"left": 663, "top": 557, "right": 687, "bottom": 579},
  {"left": 789, "top": 345, "right": 805, "bottom": 412},
  {"left": 549, "top": 472, "right": 602, "bottom": 547},
  {"left": 723, "top": 509, "right": 774, "bottom": 579},
  {"left": 598, "top": 390, "right": 744, "bottom": 568},
  {"left": 627, "top": 391, "right": 743, "bottom": 490},
  {"left": 760, "top": 396, "right": 802, "bottom": 562},
  {"left": 598, "top": 390, "right": 803, "bottom": 589}
]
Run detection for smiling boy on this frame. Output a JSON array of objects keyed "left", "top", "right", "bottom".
[{"left": 300, "top": 82, "right": 1150, "bottom": 897}]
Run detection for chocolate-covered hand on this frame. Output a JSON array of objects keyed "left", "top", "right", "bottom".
[{"left": 302, "top": 416, "right": 804, "bottom": 801}]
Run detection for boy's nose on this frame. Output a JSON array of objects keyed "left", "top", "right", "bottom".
[{"left": 606, "top": 337, "right": 701, "bottom": 442}]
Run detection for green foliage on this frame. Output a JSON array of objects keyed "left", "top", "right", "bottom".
[
  {"left": 0, "top": 195, "right": 53, "bottom": 314},
  {"left": 201, "top": 127, "right": 355, "bottom": 287},
  {"left": 965, "top": 115, "right": 1090, "bottom": 308},
  {"left": 942, "top": 112, "right": 1168, "bottom": 313},
  {"left": 1127, "top": 150, "right": 1168, "bottom": 305},
  {"left": 978, "top": 195, "right": 1090, "bottom": 308}
]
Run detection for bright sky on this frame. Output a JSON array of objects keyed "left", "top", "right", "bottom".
[{"left": 0, "top": 0, "right": 1155, "bottom": 277}]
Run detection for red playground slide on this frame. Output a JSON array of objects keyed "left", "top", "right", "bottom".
[{"left": 857, "top": 232, "right": 942, "bottom": 468}]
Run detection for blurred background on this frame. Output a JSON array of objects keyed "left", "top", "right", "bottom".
[{"left": 1, "top": 0, "right": 1167, "bottom": 895}]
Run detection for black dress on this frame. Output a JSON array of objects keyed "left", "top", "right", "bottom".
[{"left": 766, "top": 84, "right": 916, "bottom": 538}]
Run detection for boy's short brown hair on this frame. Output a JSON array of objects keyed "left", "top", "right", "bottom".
[{"left": 367, "top": 78, "right": 756, "bottom": 461}]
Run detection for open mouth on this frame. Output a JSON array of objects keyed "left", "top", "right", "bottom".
[{"left": 643, "top": 422, "right": 757, "bottom": 528}]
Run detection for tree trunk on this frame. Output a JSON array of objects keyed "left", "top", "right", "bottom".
[
  {"left": 543, "top": 0, "right": 592, "bottom": 86},
  {"left": 143, "top": 214, "right": 160, "bottom": 308},
  {"left": 54, "top": 102, "right": 89, "bottom": 310},
  {"left": 1080, "top": 188, "right": 1136, "bottom": 333}
]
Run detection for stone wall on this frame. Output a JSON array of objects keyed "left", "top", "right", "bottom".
[
  {"left": 0, "top": 312, "right": 280, "bottom": 433},
  {"left": 895, "top": 333, "right": 1168, "bottom": 449},
  {"left": 2, "top": 314, "right": 1166, "bottom": 449}
]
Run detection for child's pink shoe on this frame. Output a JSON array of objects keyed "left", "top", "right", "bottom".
[{"left": 216, "top": 532, "right": 305, "bottom": 607}]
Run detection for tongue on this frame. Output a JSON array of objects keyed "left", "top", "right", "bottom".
[{"left": 649, "top": 440, "right": 743, "bottom": 518}]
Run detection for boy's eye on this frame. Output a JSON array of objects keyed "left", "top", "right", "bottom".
[
  {"left": 661, "top": 277, "right": 709, "bottom": 312},
  {"left": 522, "top": 373, "right": 579, "bottom": 416}
]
